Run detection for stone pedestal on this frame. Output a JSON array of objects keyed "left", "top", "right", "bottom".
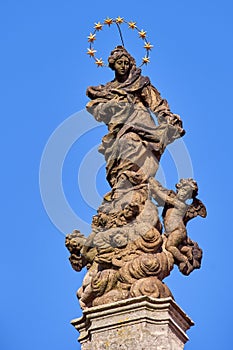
[{"left": 71, "top": 296, "right": 194, "bottom": 350}]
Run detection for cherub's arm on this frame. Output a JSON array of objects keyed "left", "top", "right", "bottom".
[{"left": 149, "top": 177, "right": 175, "bottom": 206}]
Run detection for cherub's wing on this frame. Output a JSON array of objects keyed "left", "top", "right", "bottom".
[{"left": 184, "top": 198, "right": 207, "bottom": 225}]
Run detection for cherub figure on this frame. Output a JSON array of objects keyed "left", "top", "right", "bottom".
[
  {"left": 66, "top": 230, "right": 97, "bottom": 271},
  {"left": 149, "top": 178, "right": 207, "bottom": 274},
  {"left": 65, "top": 230, "right": 87, "bottom": 271}
]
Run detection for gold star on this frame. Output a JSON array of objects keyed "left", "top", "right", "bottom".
[
  {"left": 115, "top": 16, "right": 124, "bottom": 24},
  {"left": 104, "top": 17, "right": 113, "bottom": 26},
  {"left": 128, "top": 21, "right": 137, "bottom": 29},
  {"left": 87, "top": 33, "right": 96, "bottom": 42},
  {"left": 139, "top": 29, "right": 146, "bottom": 39},
  {"left": 142, "top": 56, "right": 150, "bottom": 64},
  {"left": 86, "top": 48, "right": 96, "bottom": 57},
  {"left": 95, "top": 58, "right": 104, "bottom": 67},
  {"left": 144, "top": 42, "right": 153, "bottom": 51},
  {"left": 94, "top": 22, "right": 103, "bottom": 31}
]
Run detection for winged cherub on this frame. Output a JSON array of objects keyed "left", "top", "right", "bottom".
[{"left": 149, "top": 177, "right": 207, "bottom": 275}]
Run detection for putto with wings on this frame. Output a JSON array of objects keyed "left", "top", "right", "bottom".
[{"left": 149, "top": 177, "right": 207, "bottom": 276}]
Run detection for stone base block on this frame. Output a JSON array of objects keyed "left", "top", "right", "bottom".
[{"left": 71, "top": 296, "right": 194, "bottom": 350}]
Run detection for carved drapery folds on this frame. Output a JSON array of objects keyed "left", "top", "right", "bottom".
[{"left": 65, "top": 47, "right": 206, "bottom": 309}]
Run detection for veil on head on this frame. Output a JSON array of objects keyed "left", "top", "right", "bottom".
[{"left": 108, "top": 46, "right": 136, "bottom": 71}]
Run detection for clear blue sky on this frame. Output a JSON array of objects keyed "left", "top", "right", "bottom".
[{"left": 1, "top": 1, "right": 233, "bottom": 349}]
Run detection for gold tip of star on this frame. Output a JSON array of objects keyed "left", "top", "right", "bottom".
[
  {"left": 87, "top": 19, "right": 153, "bottom": 67},
  {"left": 144, "top": 42, "right": 153, "bottom": 51},
  {"left": 104, "top": 17, "right": 113, "bottom": 26},
  {"left": 94, "top": 22, "right": 103, "bottom": 31},
  {"left": 87, "top": 33, "right": 96, "bottom": 42},
  {"left": 128, "top": 21, "right": 137, "bottom": 29},
  {"left": 86, "top": 48, "right": 96, "bottom": 57},
  {"left": 95, "top": 58, "right": 104, "bottom": 67},
  {"left": 116, "top": 16, "right": 124, "bottom": 24},
  {"left": 142, "top": 56, "right": 150, "bottom": 64},
  {"left": 139, "top": 29, "right": 146, "bottom": 39}
]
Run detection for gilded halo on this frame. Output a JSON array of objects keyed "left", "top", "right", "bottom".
[{"left": 86, "top": 17, "right": 154, "bottom": 67}]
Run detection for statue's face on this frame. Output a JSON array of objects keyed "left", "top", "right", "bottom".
[
  {"left": 114, "top": 55, "right": 130, "bottom": 76},
  {"left": 177, "top": 185, "right": 193, "bottom": 201}
]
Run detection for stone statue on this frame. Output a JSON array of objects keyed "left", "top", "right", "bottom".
[
  {"left": 149, "top": 178, "right": 206, "bottom": 275},
  {"left": 86, "top": 46, "right": 184, "bottom": 187},
  {"left": 65, "top": 45, "right": 206, "bottom": 309}
]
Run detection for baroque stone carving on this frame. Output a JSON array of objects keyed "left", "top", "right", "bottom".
[
  {"left": 71, "top": 296, "right": 194, "bottom": 350},
  {"left": 65, "top": 46, "right": 207, "bottom": 309}
]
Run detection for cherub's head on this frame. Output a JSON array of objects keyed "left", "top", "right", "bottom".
[
  {"left": 123, "top": 203, "right": 139, "bottom": 221},
  {"left": 65, "top": 230, "right": 86, "bottom": 253},
  {"left": 176, "top": 178, "right": 198, "bottom": 201}
]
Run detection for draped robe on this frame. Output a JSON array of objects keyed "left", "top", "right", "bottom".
[{"left": 86, "top": 67, "right": 184, "bottom": 187}]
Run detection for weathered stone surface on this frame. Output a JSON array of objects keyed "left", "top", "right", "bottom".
[
  {"left": 71, "top": 296, "right": 194, "bottom": 350},
  {"left": 65, "top": 46, "right": 206, "bottom": 310}
]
